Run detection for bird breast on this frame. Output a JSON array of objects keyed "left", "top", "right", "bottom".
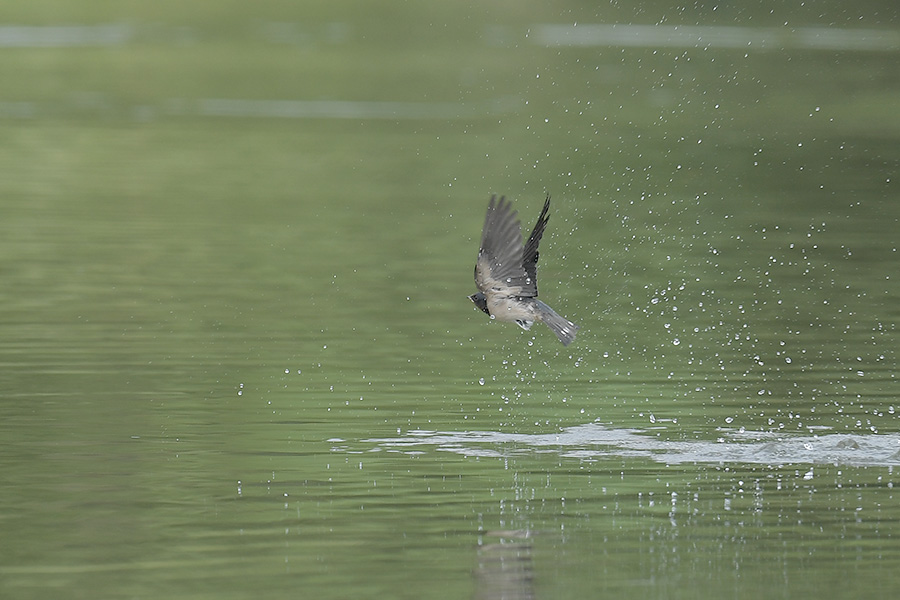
[{"left": 486, "top": 294, "right": 539, "bottom": 323}]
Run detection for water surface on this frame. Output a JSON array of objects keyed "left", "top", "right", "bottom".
[{"left": 1, "top": 2, "right": 898, "bottom": 599}]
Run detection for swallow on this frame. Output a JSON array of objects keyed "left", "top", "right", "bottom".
[{"left": 469, "top": 195, "right": 579, "bottom": 345}]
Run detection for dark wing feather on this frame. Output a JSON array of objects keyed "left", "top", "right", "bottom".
[
  {"left": 473, "top": 195, "right": 537, "bottom": 297},
  {"left": 522, "top": 195, "right": 550, "bottom": 296}
]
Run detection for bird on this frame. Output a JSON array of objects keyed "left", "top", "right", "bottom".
[{"left": 468, "top": 195, "right": 579, "bottom": 345}]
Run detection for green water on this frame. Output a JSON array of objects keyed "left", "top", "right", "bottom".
[{"left": 1, "top": 2, "right": 898, "bottom": 599}]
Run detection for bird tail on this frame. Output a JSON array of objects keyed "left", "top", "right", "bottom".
[{"left": 535, "top": 300, "right": 579, "bottom": 346}]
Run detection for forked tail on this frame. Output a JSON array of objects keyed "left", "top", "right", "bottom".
[{"left": 536, "top": 300, "right": 579, "bottom": 346}]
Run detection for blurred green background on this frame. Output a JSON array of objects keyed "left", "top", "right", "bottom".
[{"left": 1, "top": 1, "right": 898, "bottom": 599}]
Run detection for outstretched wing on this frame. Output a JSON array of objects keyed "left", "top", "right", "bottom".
[
  {"left": 473, "top": 195, "right": 537, "bottom": 298},
  {"left": 522, "top": 195, "right": 550, "bottom": 296}
]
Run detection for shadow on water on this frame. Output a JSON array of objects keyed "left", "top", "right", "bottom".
[
  {"left": 357, "top": 424, "right": 900, "bottom": 598},
  {"left": 360, "top": 422, "right": 900, "bottom": 467},
  {"left": 474, "top": 530, "right": 535, "bottom": 600}
]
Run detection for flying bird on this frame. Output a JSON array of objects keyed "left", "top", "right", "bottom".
[{"left": 468, "top": 195, "right": 579, "bottom": 345}]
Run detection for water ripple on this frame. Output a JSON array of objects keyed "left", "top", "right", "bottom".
[{"left": 363, "top": 422, "right": 900, "bottom": 467}]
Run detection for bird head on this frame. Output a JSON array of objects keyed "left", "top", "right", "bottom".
[{"left": 468, "top": 292, "right": 490, "bottom": 315}]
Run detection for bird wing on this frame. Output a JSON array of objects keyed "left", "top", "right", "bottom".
[
  {"left": 522, "top": 195, "right": 550, "bottom": 296},
  {"left": 473, "top": 195, "right": 537, "bottom": 298}
]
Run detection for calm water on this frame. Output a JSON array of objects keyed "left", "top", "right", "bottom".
[{"left": 1, "top": 2, "right": 898, "bottom": 599}]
